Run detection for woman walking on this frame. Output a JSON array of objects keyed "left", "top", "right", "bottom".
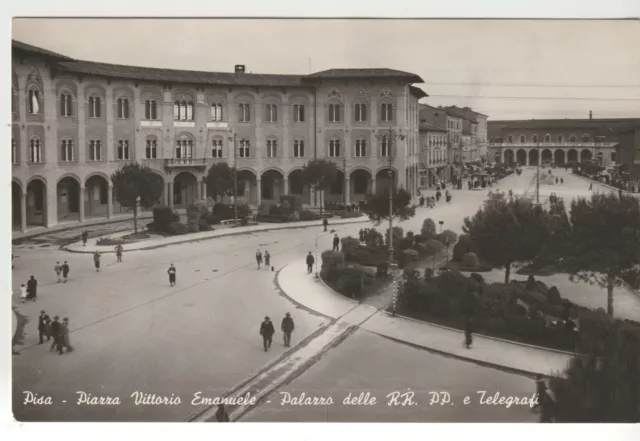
[
  {"left": 168, "top": 264, "right": 177, "bottom": 287},
  {"left": 61, "top": 317, "right": 74, "bottom": 353},
  {"left": 255, "top": 250, "right": 263, "bottom": 270}
]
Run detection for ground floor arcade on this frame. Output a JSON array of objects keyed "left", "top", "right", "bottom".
[{"left": 493, "top": 147, "right": 613, "bottom": 166}]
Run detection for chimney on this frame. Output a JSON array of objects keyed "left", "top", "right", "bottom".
[
  {"left": 234, "top": 64, "right": 246, "bottom": 74},
  {"left": 589, "top": 110, "right": 593, "bottom": 120}
]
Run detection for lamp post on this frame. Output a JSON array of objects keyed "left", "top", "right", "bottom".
[{"left": 228, "top": 132, "right": 238, "bottom": 225}]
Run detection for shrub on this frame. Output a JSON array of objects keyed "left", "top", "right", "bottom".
[
  {"left": 403, "top": 249, "right": 419, "bottom": 261},
  {"left": 198, "top": 218, "right": 211, "bottom": 231},
  {"left": 299, "top": 210, "right": 320, "bottom": 221},
  {"left": 421, "top": 218, "right": 437, "bottom": 238},
  {"left": 547, "top": 286, "right": 562, "bottom": 305},
  {"left": 187, "top": 219, "right": 200, "bottom": 233},
  {"left": 341, "top": 211, "right": 362, "bottom": 219},
  {"left": 146, "top": 221, "right": 156, "bottom": 231},
  {"left": 153, "top": 205, "right": 172, "bottom": 232},
  {"left": 256, "top": 214, "right": 289, "bottom": 223},
  {"left": 280, "top": 200, "right": 293, "bottom": 216},
  {"left": 413, "top": 234, "right": 427, "bottom": 244},
  {"left": 399, "top": 237, "right": 414, "bottom": 251},
  {"left": 385, "top": 227, "right": 404, "bottom": 249},
  {"left": 413, "top": 243, "right": 428, "bottom": 256},
  {"left": 321, "top": 250, "right": 345, "bottom": 269},
  {"left": 340, "top": 237, "right": 360, "bottom": 254},
  {"left": 376, "top": 262, "right": 389, "bottom": 278},
  {"left": 469, "top": 272, "right": 485, "bottom": 284},
  {"left": 347, "top": 246, "right": 389, "bottom": 266},
  {"left": 171, "top": 212, "right": 180, "bottom": 222},
  {"left": 508, "top": 303, "right": 528, "bottom": 316},
  {"left": 424, "top": 268, "right": 434, "bottom": 280},
  {"left": 186, "top": 204, "right": 200, "bottom": 220},
  {"left": 462, "top": 252, "right": 480, "bottom": 267},
  {"left": 526, "top": 275, "right": 537, "bottom": 290},
  {"left": 258, "top": 201, "right": 277, "bottom": 215},
  {"left": 453, "top": 234, "right": 474, "bottom": 261},
  {"left": 200, "top": 213, "right": 222, "bottom": 225},
  {"left": 331, "top": 264, "right": 368, "bottom": 298},
  {"left": 169, "top": 222, "right": 188, "bottom": 235},
  {"left": 431, "top": 295, "right": 452, "bottom": 318}
]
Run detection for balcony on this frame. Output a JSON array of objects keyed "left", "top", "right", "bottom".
[
  {"left": 164, "top": 158, "right": 208, "bottom": 169},
  {"left": 489, "top": 142, "right": 618, "bottom": 148}
]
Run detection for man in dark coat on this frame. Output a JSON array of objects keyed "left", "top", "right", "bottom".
[
  {"left": 38, "top": 310, "right": 50, "bottom": 344},
  {"left": 260, "top": 316, "right": 275, "bottom": 352},
  {"left": 332, "top": 234, "right": 340, "bottom": 252},
  {"left": 281, "top": 313, "right": 295, "bottom": 347},
  {"left": 82, "top": 230, "right": 88, "bottom": 246},
  {"left": 61, "top": 261, "right": 70, "bottom": 283},
  {"left": 323, "top": 217, "right": 328, "bottom": 232},
  {"left": 27, "top": 275, "right": 38, "bottom": 302},
  {"left": 50, "top": 316, "right": 63, "bottom": 354},
  {"left": 306, "top": 252, "right": 315, "bottom": 274}
]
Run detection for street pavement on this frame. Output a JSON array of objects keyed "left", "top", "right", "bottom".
[{"left": 11, "top": 167, "right": 624, "bottom": 422}]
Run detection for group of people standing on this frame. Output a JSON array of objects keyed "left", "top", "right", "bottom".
[
  {"left": 37, "top": 310, "right": 73, "bottom": 355},
  {"left": 418, "top": 184, "right": 452, "bottom": 208},
  {"left": 19, "top": 275, "right": 38, "bottom": 303},
  {"left": 255, "top": 250, "right": 272, "bottom": 270},
  {"left": 259, "top": 313, "right": 295, "bottom": 352}
]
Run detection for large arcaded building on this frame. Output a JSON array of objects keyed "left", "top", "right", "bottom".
[{"left": 11, "top": 40, "right": 427, "bottom": 232}]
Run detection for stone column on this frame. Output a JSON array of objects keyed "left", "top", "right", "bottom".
[
  {"left": 46, "top": 181, "right": 57, "bottom": 228},
  {"left": 244, "top": 179, "right": 250, "bottom": 202},
  {"left": 283, "top": 177, "right": 289, "bottom": 195},
  {"left": 20, "top": 193, "right": 27, "bottom": 232},
  {"left": 256, "top": 178, "right": 262, "bottom": 205},
  {"left": 168, "top": 182, "right": 174, "bottom": 209},
  {"left": 201, "top": 181, "right": 207, "bottom": 200},
  {"left": 79, "top": 186, "right": 86, "bottom": 223},
  {"left": 345, "top": 176, "right": 351, "bottom": 205},
  {"left": 107, "top": 185, "right": 114, "bottom": 219},
  {"left": 371, "top": 177, "right": 376, "bottom": 195},
  {"left": 196, "top": 181, "right": 202, "bottom": 200}
]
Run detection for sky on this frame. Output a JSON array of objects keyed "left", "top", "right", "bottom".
[{"left": 11, "top": 18, "right": 640, "bottom": 121}]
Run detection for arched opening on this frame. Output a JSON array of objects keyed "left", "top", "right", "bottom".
[
  {"left": 554, "top": 149, "right": 566, "bottom": 165},
  {"left": 504, "top": 149, "right": 514, "bottom": 165},
  {"left": 12, "top": 182, "right": 22, "bottom": 229},
  {"left": 350, "top": 169, "right": 372, "bottom": 203},
  {"left": 173, "top": 171, "right": 198, "bottom": 208},
  {"left": 261, "top": 169, "right": 285, "bottom": 203},
  {"left": 85, "top": 175, "right": 109, "bottom": 218},
  {"left": 528, "top": 149, "right": 539, "bottom": 166},
  {"left": 596, "top": 151, "right": 604, "bottom": 165},
  {"left": 328, "top": 170, "right": 345, "bottom": 204},
  {"left": 57, "top": 176, "right": 81, "bottom": 222},
  {"left": 494, "top": 151, "right": 502, "bottom": 163},
  {"left": 375, "top": 168, "right": 396, "bottom": 196},
  {"left": 516, "top": 149, "right": 527, "bottom": 166},
  {"left": 25, "top": 179, "right": 46, "bottom": 227},
  {"left": 567, "top": 149, "right": 578, "bottom": 163},
  {"left": 237, "top": 169, "right": 258, "bottom": 205},
  {"left": 581, "top": 149, "right": 593, "bottom": 162},
  {"left": 541, "top": 149, "right": 552, "bottom": 164},
  {"left": 288, "top": 169, "right": 310, "bottom": 205}
]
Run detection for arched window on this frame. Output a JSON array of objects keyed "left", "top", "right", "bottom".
[
  {"left": 266, "top": 139, "right": 278, "bottom": 158},
  {"left": 532, "top": 135, "right": 538, "bottom": 143},
  {"left": 28, "top": 87, "right": 41, "bottom": 114},
  {"left": 328, "top": 103, "right": 341, "bottom": 123},
  {"left": 89, "top": 139, "right": 102, "bottom": 161},
  {"left": 238, "top": 103, "right": 251, "bottom": 122},
  {"left": 89, "top": 96, "right": 101, "bottom": 118},
  {"left": 329, "top": 139, "right": 341, "bottom": 157},
  {"left": 354, "top": 139, "right": 367, "bottom": 157},
  {"left": 570, "top": 135, "right": 577, "bottom": 143},
  {"left": 60, "top": 93, "right": 73, "bottom": 117},
  {"left": 507, "top": 135, "right": 514, "bottom": 143},
  {"left": 381, "top": 138, "right": 391, "bottom": 157},
  {"left": 238, "top": 139, "right": 251, "bottom": 158},
  {"left": 211, "top": 103, "right": 223, "bottom": 122},
  {"left": 265, "top": 104, "right": 278, "bottom": 123},
  {"left": 145, "top": 99, "right": 158, "bottom": 120},
  {"left": 380, "top": 103, "right": 393, "bottom": 122},
  {"left": 61, "top": 139, "right": 74, "bottom": 162},
  {"left": 29, "top": 137, "right": 42, "bottom": 163},
  {"left": 117, "top": 139, "right": 130, "bottom": 160},
  {"left": 146, "top": 138, "right": 157, "bottom": 159},
  {"left": 557, "top": 134, "right": 564, "bottom": 143},
  {"left": 212, "top": 138, "right": 223, "bottom": 158},
  {"left": 293, "top": 104, "right": 305, "bottom": 122},
  {"left": 520, "top": 135, "right": 526, "bottom": 144},
  {"left": 293, "top": 140, "right": 305, "bottom": 158},
  {"left": 117, "top": 97, "right": 130, "bottom": 119},
  {"left": 354, "top": 103, "right": 367, "bottom": 122},
  {"left": 544, "top": 134, "right": 551, "bottom": 143},
  {"left": 175, "top": 138, "right": 193, "bottom": 159},
  {"left": 174, "top": 100, "right": 194, "bottom": 121}
]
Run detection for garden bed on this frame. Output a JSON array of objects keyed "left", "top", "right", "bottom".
[
  {"left": 96, "top": 232, "right": 153, "bottom": 246},
  {"left": 515, "top": 263, "right": 560, "bottom": 276}
]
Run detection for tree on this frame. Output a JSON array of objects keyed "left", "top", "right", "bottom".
[
  {"left": 462, "top": 192, "right": 551, "bottom": 283},
  {"left": 423, "top": 239, "right": 445, "bottom": 270},
  {"left": 111, "top": 163, "right": 164, "bottom": 233},
  {"left": 206, "top": 163, "right": 235, "bottom": 203},
  {"left": 560, "top": 193, "right": 640, "bottom": 317},
  {"left": 301, "top": 159, "right": 339, "bottom": 214},
  {"left": 438, "top": 229, "right": 458, "bottom": 261},
  {"left": 421, "top": 218, "right": 437, "bottom": 238},
  {"left": 366, "top": 188, "right": 416, "bottom": 225}
]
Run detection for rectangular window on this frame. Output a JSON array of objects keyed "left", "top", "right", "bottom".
[
  {"left": 329, "top": 104, "right": 341, "bottom": 123},
  {"left": 354, "top": 140, "right": 367, "bottom": 157},
  {"left": 239, "top": 139, "right": 251, "bottom": 158},
  {"left": 60, "top": 94, "right": 73, "bottom": 117},
  {"left": 355, "top": 104, "right": 367, "bottom": 122},
  {"left": 89, "top": 140, "right": 102, "bottom": 161},
  {"left": 239, "top": 104, "right": 251, "bottom": 122},
  {"left": 266, "top": 140, "right": 278, "bottom": 158},
  {"left": 293, "top": 140, "right": 304, "bottom": 158},
  {"left": 293, "top": 104, "right": 305, "bottom": 122},
  {"left": 174, "top": 102, "right": 180, "bottom": 120},
  {"left": 211, "top": 104, "right": 223, "bottom": 121},
  {"left": 381, "top": 139, "right": 390, "bottom": 157},
  {"left": 146, "top": 139, "right": 157, "bottom": 159},
  {"left": 186, "top": 102, "right": 193, "bottom": 121},
  {"left": 265, "top": 104, "right": 278, "bottom": 123},
  {"left": 145, "top": 100, "right": 158, "bottom": 120},
  {"left": 61, "top": 140, "right": 74, "bottom": 162},
  {"left": 117, "top": 98, "right": 130, "bottom": 119},
  {"left": 29, "top": 90, "right": 40, "bottom": 114},
  {"left": 329, "top": 140, "right": 341, "bottom": 157},
  {"left": 381, "top": 103, "right": 393, "bottom": 122},
  {"left": 89, "top": 96, "right": 101, "bottom": 118},
  {"left": 117, "top": 140, "right": 130, "bottom": 160},
  {"left": 29, "top": 139, "right": 41, "bottom": 163},
  {"left": 212, "top": 139, "right": 223, "bottom": 158}
]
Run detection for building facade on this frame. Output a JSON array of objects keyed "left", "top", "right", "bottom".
[
  {"left": 418, "top": 123, "right": 448, "bottom": 187},
  {"left": 11, "top": 40, "right": 426, "bottom": 231}
]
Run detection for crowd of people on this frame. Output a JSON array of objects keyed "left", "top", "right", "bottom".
[{"left": 36, "top": 310, "right": 74, "bottom": 355}]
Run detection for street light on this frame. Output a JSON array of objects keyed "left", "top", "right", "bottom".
[{"left": 438, "top": 220, "right": 444, "bottom": 233}]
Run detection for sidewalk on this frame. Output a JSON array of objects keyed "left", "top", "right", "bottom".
[
  {"left": 64, "top": 216, "right": 371, "bottom": 253},
  {"left": 277, "top": 262, "right": 573, "bottom": 377}
]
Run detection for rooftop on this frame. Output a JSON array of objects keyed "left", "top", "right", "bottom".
[
  {"left": 12, "top": 39, "right": 75, "bottom": 61},
  {"left": 443, "top": 105, "right": 487, "bottom": 122},
  {"left": 305, "top": 68, "right": 424, "bottom": 83},
  {"left": 419, "top": 122, "right": 447, "bottom": 133}
]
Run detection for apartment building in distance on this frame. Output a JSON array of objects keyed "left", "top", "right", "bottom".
[{"left": 11, "top": 40, "right": 427, "bottom": 232}]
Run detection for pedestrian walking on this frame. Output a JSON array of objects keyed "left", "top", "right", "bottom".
[
  {"left": 168, "top": 264, "right": 176, "bottom": 286},
  {"left": 560, "top": 177, "right": 564, "bottom": 184},
  {"left": 464, "top": 316, "right": 473, "bottom": 349},
  {"left": 38, "top": 310, "right": 51, "bottom": 344},
  {"left": 50, "top": 316, "right": 63, "bottom": 354},
  {"left": 436, "top": 190, "right": 442, "bottom": 202},
  {"left": 332, "top": 234, "right": 340, "bottom": 252},
  {"left": 281, "top": 312, "right": 295, "bottom": 347},
  {"left": 27, "top": 275, "right": 38, "bottom": 302},
  {"left": 264, "top": 251, "right": 271, "bottom": 270},
  {"left": 93, "top": 252, "right": 101, "bottom": 272},
  {"left": 61, "top": 317, "right": 74, "bottom": 353},
  {"left": 115, "top": 245, "right": 123, "bottom": 263},
  {"left": 589, "top": 182, "right": 593, "bottom": 191},
  {"left": 54, "top": 261, "right": 62, "bottom": 282},
  {"left": 445, "top": 189, "right": 451, "bottom": 203},
  {"left": 19, "top": 284, "right": 27, "bottom": 303},
  {"left": 255, "top": 250, "right": 263, "bottom": 269},
  {"left": 323, "top": 217, "right": 328, "bottom": 232},
  {"left": 419, "top": 196, "right": 425, "bottom": 207},
  {"left": 61, "top": 261, "right": 70, "bottom": 283},
  {"left": 306, "top": 251, "right": 315, "bottom": 274},
  {"left": 259, "top": 316, "right": 275, "bottom": 352},
  {"left": 81, "top": 230, "right": 88, "bottom": 247}
]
